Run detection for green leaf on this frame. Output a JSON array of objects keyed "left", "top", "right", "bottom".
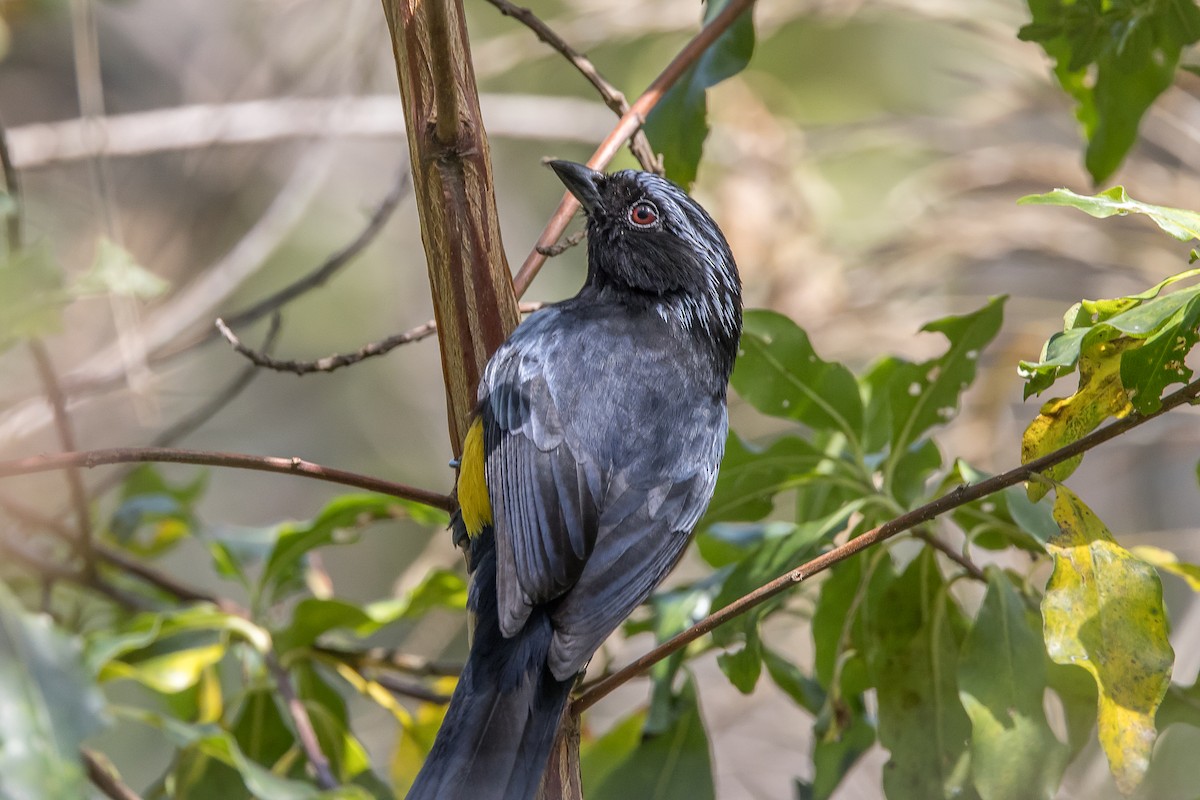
[
  {"left": 867, "top": 549, "right": 975, "bottom": 800},
  {"left": 1041, "top": 486, "right": 1174, "bottom": 794},
  {"left": 122, "top": 706, "right": 366, "bottom": 800},
  {"left": 1157, "top": 678, "right": 1200, "bottom": 730},
  {"left": 1019, "top": 187, "right": 1200, "bottom": 242},
  {"left": 948, "top": 461, "right": 1054, "bottom": 552},
  {"left": 806, "top": 706, "right": 875, "bottom": 800},
  {"left": 702, "top": 433, "right": 827, "bottom": 524},
  {"left": 762, "top": 647, "right": 824, "bottom": 715},
  {"left": 73, "top": 237, "right": 169, "bottom": 299},
  {"left": 716, "top": 625, "right": 761, "bottom": 694},
  {"left": 581, "top": 710, "right": 647, "bottom": 792},
  {"left": 733, "top": 310, "right": 864, "bottom": 441},
  {"left": 89, "top": 604, "right": 269, "bottom": 694},
  {"left": 1019, "top": 0, "right": 1200, "bottom": 181},
  {"left": 232, "top": 689, "right": 294, "bottom": 769},
  {"left": 275, "top": 569, "right": 466, "bottom": 654},
  {"left": 590, "top": 675, "right": 715, "bottom": 800},
  {"left": 885, "top": 297, "right": 1005, "bottom": 463},
  {"left": 107, "top": 465, "right": 207, "bottom": 557},
  {"left": 0, "top": 584, "right": 107, "bottom": 800},
  {"left": 0, "top": 241, "right": 65, "bottom": 350},
  {"left": 257, "top": 494, "right": 408, "bottom": 609},
  {"left": 643, "top": 0, "right": 755, "bottom": 187},
  {"left": 958, "top": 571, "right": 1068, "bottom": 800}
]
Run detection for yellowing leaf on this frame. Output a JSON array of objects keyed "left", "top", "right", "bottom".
[
  {"left": 1042, "top": 487, "right": 1174, "bottom": 795},
  {"left": 1022, "top": 336, "right": 1134, "bottom": 501},
  {"left": 391, "top": 678, "right": 455, "bottom": 797},
  {"left": 1130, "top": 545, "right": 1200, "bottom": 592}
]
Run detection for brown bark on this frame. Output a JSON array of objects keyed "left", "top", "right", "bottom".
[{"left": 381, "top": 0, "right": 521, "bottom": 457}]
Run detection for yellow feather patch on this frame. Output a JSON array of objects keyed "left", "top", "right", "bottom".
[{"left": 458, "top": 418, "right": 492, "bottom": 538}]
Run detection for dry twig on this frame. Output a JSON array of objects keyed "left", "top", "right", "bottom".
[{"left": 484, "top": 0, "right": 661, "bottom": 174}]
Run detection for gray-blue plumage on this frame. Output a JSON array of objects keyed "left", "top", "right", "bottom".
[{"left": 406, "top": 162, "right": 741, "bottom": 800}]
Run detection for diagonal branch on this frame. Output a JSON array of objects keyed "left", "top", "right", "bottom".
[
  {"left": 514, "top": 0, "right": 758, "bottom": 296},
  {"left": 483, "top": 0, "right": 660, "bottom": 173},
  {"left": 0, "top": 447, "right": 455, "bottom": 511},
  {"left": 573, "top": 376, "right": 1200, "bottom": 713}
]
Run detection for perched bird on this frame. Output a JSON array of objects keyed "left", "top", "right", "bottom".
[{"left": 407, "top": 161, "right": 742, "bottom": 800}]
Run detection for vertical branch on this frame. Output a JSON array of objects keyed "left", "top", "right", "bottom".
[{"left": 380, "top": 0, "right": 521, "bottom": 456}]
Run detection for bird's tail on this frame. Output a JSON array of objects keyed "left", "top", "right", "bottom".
[{"left": 406, "top": 525, "right": 574, "bottom": 800}]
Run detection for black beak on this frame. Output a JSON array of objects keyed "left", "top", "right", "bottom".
[{"left": 548, "top": 160, "right": 603, "bottom": 213}]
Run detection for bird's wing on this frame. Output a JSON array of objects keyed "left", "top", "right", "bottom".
[
  {"left": 481, "top": 323, "right": 604, "bottom": 639},
  {"left": 545, "top": 416, "right": 725, "bottom": 679},
  {"left": 480, "top": 308, "right": 727, "bottom": 678}
]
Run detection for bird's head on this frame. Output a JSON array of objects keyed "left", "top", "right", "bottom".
[{"left": 548, "top": 160, "right": 742, "bottom": 354}]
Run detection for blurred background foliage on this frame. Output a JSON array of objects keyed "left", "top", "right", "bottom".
[{"left": 2, "top": 0, "right": 1200, "bottom": 798}]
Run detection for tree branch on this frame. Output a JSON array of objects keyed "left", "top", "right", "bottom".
[
  {"left": 573, "top": 377, "right": 1200, "bottom": 713},
  {"left": 267, "top": 654, "right": 338, "bottom": 789},
  {"left": 216, "top": 303, "right": 545, "bottom": 375},
  {"left": 513, "top": 0, "right": 758, "bottom": 296},
  {"left": 483, "top": 0, "right": 660, "bottom": 173},
  {"left": 0, "top": 447, "right": 455, "bottom": 511},
  {"left": 82, "top": 748, "right": 144, "bottom": 800}
]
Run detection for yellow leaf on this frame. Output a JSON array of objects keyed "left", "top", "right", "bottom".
[
  {"left": 1130, "top": 545, "right": 1200, "bottom": 592},
  {"left": 391, "top": 677, "right": 455, "bottom": 797},
  {"left": 1022, "top": 337, "right": 1134, "bottom": 501},
  {"left": 1042, "top": 487, "right": 1174, "bottom": 794}
]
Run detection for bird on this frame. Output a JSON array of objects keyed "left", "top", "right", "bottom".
[{"left": 406, "top": 160, "right": 743, "bottom": 800}]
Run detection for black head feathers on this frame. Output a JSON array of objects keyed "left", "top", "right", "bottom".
[{"left": 548, "top": 160, "right": 742, "bottom": 357}]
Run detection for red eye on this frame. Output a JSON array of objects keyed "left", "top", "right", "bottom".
[{"left": 629, "top": 201, "right": 658, "bottom": 227}]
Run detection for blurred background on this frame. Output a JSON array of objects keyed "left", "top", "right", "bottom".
[{"left": 1, "top": 0, "right": 1199, "bottom": 797}]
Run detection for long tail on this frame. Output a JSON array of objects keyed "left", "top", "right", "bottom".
[{"left": 406, "top": 525, "right": 574, "bottom": 800}]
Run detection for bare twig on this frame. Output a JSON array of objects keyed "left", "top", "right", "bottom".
[
  {"left": 0, "top": 534, "right": 154, "bottom": 611},
  {"left": 536, "top": 230, "right": 585, "bottom": 257},
  {"left": 5, "top": 95, "right": 615, "bottom": 170},
  {"left": 0, "top": 124, "right": 22, "bottom": 248},
  {"left": 514, "top": 0, "right": 758, "bottom": 296},
  {"left": 28, "top": 342, "right": 95, "bottom": 567},
  {"left": 267, "top": 654, "right": 338, "bottom": 789},
  {"left": 158, "top": 173, "right": 410, "bottom": 360},
  {"left": 215, "top": 317, "right": 434, "bottom": 375},
  {"left": 483, "top": 0, "right": 660, "bottom": 173},
  {"left": 914, "top": 530, "right": 987, "bottom": 583},
  {"left": 373, "top": 672, "right": 453, "bottom": 705},
  {"left": 82, "top": 748, "right": 144, "bottom": 800},
  {"left": 0, "top": 447, "right": 455, "bottom": 511},
  {"left": 573, "top": 377, "right": 1200, "bottom": 713},
  {"left": 216, "top": 302, "right": 545, "bottom": 375},
  {"left": 315, "top": 645, "right": 462, "bottom": 678}
]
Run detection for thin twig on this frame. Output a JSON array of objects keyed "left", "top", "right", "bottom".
[
  {"left": 483, "top": 0, "right": 660, "bottom": 173},
  {"left": 914, "top": 530, "right": 987, "bottom": 583},
  {"left": 0, "top": 534, "right": 154, "bottom": 611},
  {"left": 373, "top": 672, "right": 453, "bottom": 705},
  {"left": 0, "top": 447, "right": 456, "bottom": 511},
  {"left": 514, "top": 0, "right": 758, "bottom": 296},
  {"left": 215, "top": 317, "right": 435, "bottom": 375},
  {"left": 0, "top": 124, "right": 22, "bottom": 248},
  {"left": 267, "top": 654, "right": 338, "bottom": 790},
  {"left": 216, "top": 302, "right": 546, "bottom": 375},
  {"left": 28, "top": 341, "right": 95, "bottom": 566},
  {"left": 82, "top": 748, "right": 144, "bottom": 800},
  {"left": 536, "top": 230, "right": 585, "bottom": 257},
  {"left": 315, "top": 644, "right": 462, "bottom": 678},
  {"left": 161, "top": 314, "right": 284, "bottom": 448},
  {"left": 573, "top": 376, "right": 1200, "bottom": 713},
  {"left": 219, "top": 173, "right": 408, "bottom": 329}
]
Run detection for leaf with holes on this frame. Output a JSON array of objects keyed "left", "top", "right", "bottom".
[{"left": 733, "top": 310, "right": 863, "bottom": 440}]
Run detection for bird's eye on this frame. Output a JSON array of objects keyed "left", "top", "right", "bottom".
[{"left": 628, "top": 201, "right": 659, "bottom": 228}]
